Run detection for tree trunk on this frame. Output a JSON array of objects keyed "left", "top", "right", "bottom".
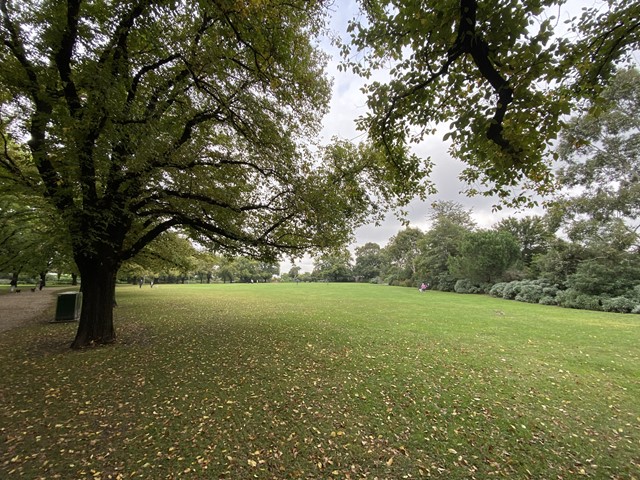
[
  {"left": 10, "top": 271, "right": 19, "bottom": 292},
  {"left": 71, "top": 262, "right": 117, "bottom": 349}
]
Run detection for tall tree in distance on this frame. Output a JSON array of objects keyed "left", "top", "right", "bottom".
[
  {"left": 384, "top": 227, "right": 425, "bottom": 284},
  {"left": 548, "top": 67, "right": 640, "bottom": 297},
  {"left": 555, "top": 67, "right": 640, "bottom": 251},
  {"left": 495, "top": 216, "right": 552, "bottom": 268},
  {"left": 0, "top": 1, "right": 425, "bottom": 348},
  {"left": 449, "top": 230, "right": 520, "bottom": 284},
  {"left": 313, "top": 249, "right": 353, "bottom": 282},
  {"left": 417, "top": 201, "right": 475, "bottom": 290},
  {"left": 353, "top": 242, "right": 384, "bottom": 282}
]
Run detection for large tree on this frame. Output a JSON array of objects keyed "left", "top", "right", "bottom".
[
  {"left": 449, "top": 230, "right": 520, "bottom": 284},
  {"left": 384, "top": 227, "right": 425, "bottom": 283},
  {"left": 312, "top": 248, "right": 353, "bottom": 282},
  {"left": 0, "top": 1, "right": 423, "bottom": 347},
  {"left": 495, "top": 215, "right": 552, "bottom": 268},
  {"left": 353, "top": 242, "right": 384, "bottom": 281},
  {"left": 544, "top": 68, "right": 640, "bottom": 296},
  {"left": 555, "top": 67, "right": 640, "bottom": 249},
  {"left": 343, "top": 0, "right": 640, "bottom": 204},
  {"left": 417, "top": 201, "right": 475, "bottom": 290}
]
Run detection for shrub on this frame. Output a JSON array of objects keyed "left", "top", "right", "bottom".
[
  {"left": 601, "top": 297, "right": 637, "bottom": 314},
  {"left": 515, "top": 283, "right": 544, "bottom": 304},
  {"left": 556, "top": 289, "right": 603, "bottom": 311},
  {"left": 502, "top": 280, "right": 524, "bottom": 300},
  {"left": 630, "top": 285, "right": 640, "bottom": 302},
  {"left": 489, "top": 282, "right": 508, "bottom": 298},
  {"left": 539, "top": 295, "right": 557, "bottom": 306},
  {"left": 434, "top": 274, "right": 457, "bottom": 292},
  {"left": 454, "top": 279, "right": 483, "bottom": 294},
  {"left": 385, "top": 275, "right": 398, "bottom": 286}
]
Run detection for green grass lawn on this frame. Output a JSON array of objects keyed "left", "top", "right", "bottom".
[{"left": 1, "top": 283, "right": 638, "bottom": 479}]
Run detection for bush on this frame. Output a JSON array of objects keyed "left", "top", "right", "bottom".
[
  {"left": 539, "top": 295, "right": 557, "bottom": 306},
  {"left": 630, "top": 285, "right": 640, "bottom": 302},
  {"left": 454, "top": 279, "right": 472, "bottom": 293},
  {"left": 433, "top": 274, "right": 457, "bottom": 292},
  {"left": 502, "top": 281, "right": 524, "bottom": 300},
  {"left": 454, "top": 279, "right": 484, "bottom": 294},
  {"left": 454, "top": 278, "right": 489, "bottom": 294},
  {"left": 556, "top": 289, "right": 603, "bottom": 311},
  {"left": 601, "top": 297, "right": 637, "bottom": 314},
  {"left": 515, "top": 283, "right": 544, "bottom": 304},
  {"left": 489, "top": 282, "right": 508, "bottom": 298},
  {"left": 384, "top": 275, "right": 398, "bottom": 286}
]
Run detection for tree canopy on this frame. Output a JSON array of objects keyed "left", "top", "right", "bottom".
[
  {"left": 555, "top": 67, "right": 640, "bottom": 248},
  {"left": 0, "top": 0, "right": 422, "bottom": 347},
  {"left": 343, "top": 0, "right": 640, "bottom": 205}
]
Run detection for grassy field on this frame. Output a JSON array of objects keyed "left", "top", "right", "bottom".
[{"left": 1, "top": 283, "right": 638, "bottom": 479}]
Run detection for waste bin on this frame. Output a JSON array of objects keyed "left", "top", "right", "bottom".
[{"left": 55, "top": 292, "right": 82, "bottom": 322}]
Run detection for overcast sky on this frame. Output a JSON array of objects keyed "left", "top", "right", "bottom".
[{"left": 281, "top": 0, "right": 582, "bottom": 273}]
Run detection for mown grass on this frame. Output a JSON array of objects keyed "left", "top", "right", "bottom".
[{"left": 1, "top": 283, "right": 638, "bottom": 479}]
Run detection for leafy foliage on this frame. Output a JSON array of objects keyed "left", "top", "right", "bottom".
[
  {"left": 601, "top": 296, "right": 637, "bottom": 314},
  {"left": 417, "top": 201, "right": 475, "bottom": 290},
  {"left": 383, "top": 227, "right": 425, "bottom": 284},
  {"left": 343, "top": 0, "right": 640, "bottom": 205},
  {"left": 313, "top": 248, "right": 353, "bottom": 282},
  {"left": 495, "top": 216, "right": 552, "bottom": 267},
  {"left": 566, "top": 254, "right": 640, "bottom": 298},
  {"left": 453, "top": 279, "right": 486, "bottom": 294},
  {"left": 555, "top": 67, "right": 640, "bottom": 249},
  {"left": 353, "top": 242, "right": 384, "bottom": 281},
  {"left": 448, "top": 230, "right": 520, "bottom": 283},
  {"left": 0, "top": 1, "right": 427, "bottom": 347},
  {"left": 555, "top": 289, "right": 604, "bottom": 311},
  {"left": 0, "top": 194, "right": 72, "bottom": 280}
]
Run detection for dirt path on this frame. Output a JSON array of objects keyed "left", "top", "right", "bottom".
[{"left": 0, "top": 287, "right": 74, "bottom": 333}]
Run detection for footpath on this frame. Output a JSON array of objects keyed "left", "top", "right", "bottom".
[{"left": 0, "top": 287, "right": 71, "bottom": 333}]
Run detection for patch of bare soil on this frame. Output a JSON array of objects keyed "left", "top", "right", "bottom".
[{"left": 0, "top": 287, "right": 73, "bottom": 333}]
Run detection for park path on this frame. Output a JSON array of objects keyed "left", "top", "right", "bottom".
[{"left": 0, "top": 287, "right": 71, "bottom": 333}]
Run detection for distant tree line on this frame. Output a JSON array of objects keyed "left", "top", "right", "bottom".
[{"left": 301, "top": 196, "right": 638, "bottom": 313}]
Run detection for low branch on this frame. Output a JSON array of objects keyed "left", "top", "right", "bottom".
[{"left": 120, "top": 218, "right": 181, "bottom": 262}]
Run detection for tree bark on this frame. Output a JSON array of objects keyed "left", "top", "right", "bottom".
[{"left": 71, "top": 261, "right": 117, "bottom": 349}]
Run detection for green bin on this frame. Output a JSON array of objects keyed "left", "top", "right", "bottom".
[{"left": 55, "top": 292, "right": 82, "bottom": 322}]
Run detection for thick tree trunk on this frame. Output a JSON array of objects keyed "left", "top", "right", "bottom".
[{"left": 71, "top": 263, "right": 117, "bottom": 349}]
